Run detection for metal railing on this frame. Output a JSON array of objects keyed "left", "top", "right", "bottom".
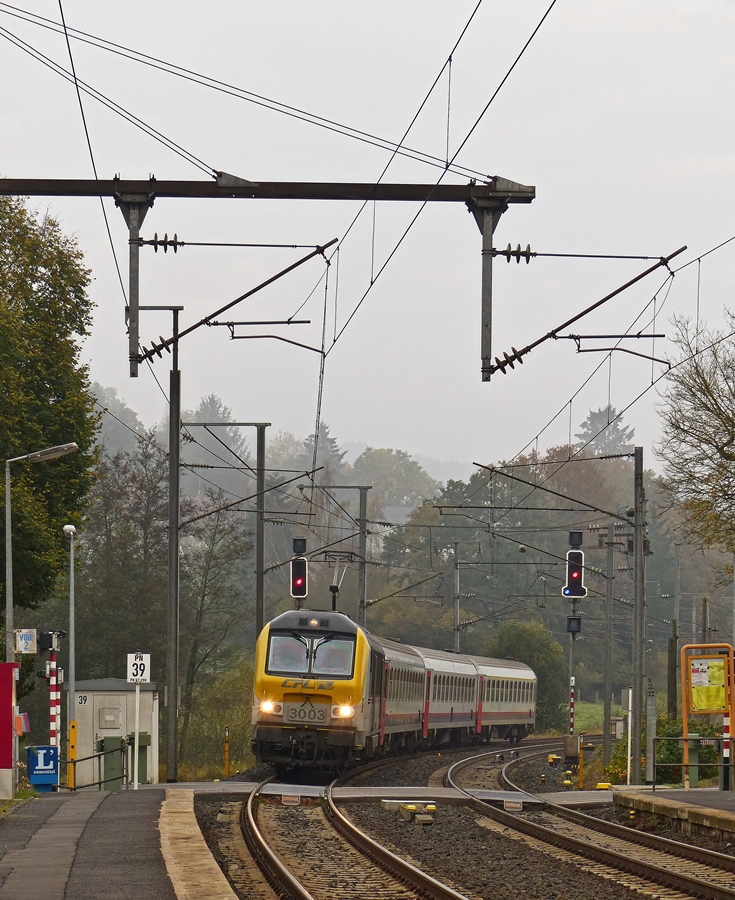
[{"left": 651, "top": 735, "right": 726, "bottom": 791}]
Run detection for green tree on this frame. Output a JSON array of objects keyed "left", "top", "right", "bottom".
[
  {"left": 484, "top": 620, "right": 568, "bottom": 731},
  {"left": 349, "top": 447, "right": 441, "bottom": 510},
  {"left": 0, "top": 197, "right": 98, "bottom": 618},
  {"left": 72, "top": 439, "right": 169, "bottom": 681},
  {"left": 93, "top": 383, "right": 145, "bottom": 455},
  {"left": 178, "top": 490, "right": 253, "bottom": 762},
  {"left": 576, "top": 405, "right": 635, "bottom": 455}
]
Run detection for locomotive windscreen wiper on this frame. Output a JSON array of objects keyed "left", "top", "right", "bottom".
[{"left": 312, "top": 633, "right": 335, "bottom": 658}]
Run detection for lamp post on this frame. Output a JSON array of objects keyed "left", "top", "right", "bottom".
[
  {"left": 63, "top": 524, "right": 76, "bottom": 789},
  {"left": 5, "top": 442, "right": 78, "bottom": 662}
]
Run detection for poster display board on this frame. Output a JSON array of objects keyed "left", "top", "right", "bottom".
[{"left": 690, "top": 656, "right": 728, "bottom": 712}]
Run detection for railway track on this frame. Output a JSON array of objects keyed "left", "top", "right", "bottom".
[
  {"left": 221, "top": 739, "right": 566, "bottom": 899},
  {"left": 239, "top": 774, "right": 474, "bottom": 900},
  {"left": 447, "top": 752, "right": 735, "bottom": 899}
]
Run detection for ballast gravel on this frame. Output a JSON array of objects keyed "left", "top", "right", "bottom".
[{"left": 346, "top": 802, "right": 640, "bottom": 900}]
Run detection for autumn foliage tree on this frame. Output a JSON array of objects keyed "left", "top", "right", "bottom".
[{"left": 657, "top": 314, "right": 735, "bottom": 549}]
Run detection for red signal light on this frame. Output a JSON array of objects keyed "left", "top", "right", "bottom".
[{"left": 290, "top": 557, "right": 308, "bottom": 598}]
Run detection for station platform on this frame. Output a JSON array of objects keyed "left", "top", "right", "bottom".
[
  {"left": 0, "top": 787, "right": 261, "bottom": 900},
  {"left": 613, "top": 786, "right": 735, "bottom": 838}
]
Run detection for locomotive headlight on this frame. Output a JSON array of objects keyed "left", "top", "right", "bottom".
[
  {"left": 260, "top": 700, "right": 282, "bottom": 715},
  {"left": 332, "top": 705, "right": 355, "bottom": 718}
]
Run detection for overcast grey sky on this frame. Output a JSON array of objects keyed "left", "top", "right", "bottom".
[{"left": 2, "top": 1, "right": 734, "bottom": 471}]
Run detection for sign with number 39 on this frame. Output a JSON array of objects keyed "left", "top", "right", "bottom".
[{"left": 127, "top": 652, "right": 151, "bottom": 684}]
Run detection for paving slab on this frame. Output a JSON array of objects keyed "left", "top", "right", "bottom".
[
  {"left": 65, "top": 789, "right": 176, "bottom": 900},
  {"left": 0, "top": 792, "right": 105, "bottom": 900}
]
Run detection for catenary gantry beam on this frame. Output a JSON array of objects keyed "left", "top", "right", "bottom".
[{"left": 0, "top": 173, "right": 535, "bottom": 380}]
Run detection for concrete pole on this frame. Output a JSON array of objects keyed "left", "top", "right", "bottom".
[
  {"left": 603, "top": 522, "right": 615, "bottom": 766},
  {"left": 645, "top": 678, "right": 656, "bottom": 784},
  {"left": 702, "top": 597, "right": 709, "bottom": 643},
  {"left": 255, "top": 425, "right": 266, "bottom": 637},
  {"left": 692, "top": 590, "right": 697, "bottom": 644},
  {"left": 5, "top": 463, "right": 12, "bottom": 664},
  {"left": 357, "top": 487, "right": 368, "bottom": 629},
  {"left": 166, "top": 310, "right": 180, "bottom": 783},
  {"left": 453, "top": 544, "right": 461, "bottom": 653},
  {"left": 632, "top": 446, "right": 645, "bottom": 785}
]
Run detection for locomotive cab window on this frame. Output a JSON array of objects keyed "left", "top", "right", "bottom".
[{"left": 266, "top": 631, "right": 355, "bottom": 678}]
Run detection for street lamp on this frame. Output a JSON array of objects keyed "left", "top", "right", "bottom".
[
  {"left": 5, "top": 442, "right": 78, "bottom": 662},
  {"left": 63, "top": 524, "right": 76, "bottom": 790}
]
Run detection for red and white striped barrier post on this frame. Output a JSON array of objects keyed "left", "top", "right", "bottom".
[
  {"left": 724, "top": 713, "right": 730, "bottom": 790},
  {"left": 569, "top": 676, "right": 575, "bottom": 736},
  {"left": 49, "top": 651, "right": 58, "bottom": 747}
]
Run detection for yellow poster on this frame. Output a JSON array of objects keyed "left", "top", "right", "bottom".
[{"left": 690, "top": 657, "right": 727, "bottom": 711}]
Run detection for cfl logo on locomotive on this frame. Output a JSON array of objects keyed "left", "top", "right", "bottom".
[{"left": 280, "top": 678, "right": 335, "bottom": 689}]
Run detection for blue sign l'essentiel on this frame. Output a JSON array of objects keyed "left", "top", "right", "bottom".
[{"left": 27, "top": 746, "right": 59, "bottom": 790}]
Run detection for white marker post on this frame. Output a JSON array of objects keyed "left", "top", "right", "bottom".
[{"left": 126, "top": 652, "right": 150, "bottom": 790}]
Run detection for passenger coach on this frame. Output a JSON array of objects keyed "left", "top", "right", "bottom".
[{"left": 252, "top": 609, "right": 536, "bottom": 771}]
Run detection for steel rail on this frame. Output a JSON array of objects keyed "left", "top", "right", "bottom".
[
  {"left": 501, "top": 757, "right": 735, "bottom": 877},
  {"left": 326, "top": 775, "right": 472, "bottom": 900},
  {"left": 242, "top": 776, "right": 317, "bottom": 900},
  {"left": 447, "top": 755, "right": 735, "bottom": 900}
]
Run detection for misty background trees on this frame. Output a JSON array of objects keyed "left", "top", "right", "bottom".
[
  {"left": 18, "top": 376, "right": 735, "bottom": 754},
  {"left": 7, "top": 196, "right": 735, "bottom": 765}
]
